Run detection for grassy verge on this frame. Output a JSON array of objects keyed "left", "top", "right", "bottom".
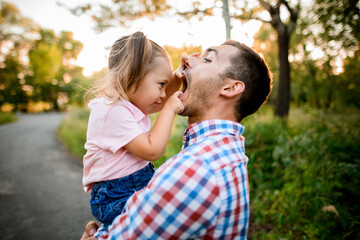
[
  {"left": 0, "top": 112, "right": 18, "bottom": 125},
  {"left": 57, "top": 108, "right": 89, "bottom": 159},
  {"left": 57, "top": 105, "right": 360, "bottom": 239}
]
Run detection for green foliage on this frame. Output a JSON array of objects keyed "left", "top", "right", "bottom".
[
  {"left": 149, "top": 114, "right": 188, "bottom": 168},
  {"left": 0, "top": 2, "right": 39, "bottom": 59},
  {"left": 61, "top": 0, "right": 170, "bottom": 33},
  {"left": 244, "top": 106, "right": 360, "bottom": 239},
  {"left": 0, "top": 112, "right": 18, "bottom": 125},
  {"left": 1, "top": 3, "right": 84, "bottom": 112},
  {"left": 314, "top": 0, "right": 360, "bottom": 48},
  {"left": 29, "top": 42, "right": 62, "bottom": 84},
  {"left": 57, "top": 108, "right": 90, "bottom": 158},
  {"left": 0, "top": 56, "right": 28, "bottom": 111},
  {"left": 338, "top": 49, "right": 360, "bottom": 108}
]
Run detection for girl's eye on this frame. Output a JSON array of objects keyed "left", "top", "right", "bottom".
[
  {"left": 203, "top": 58, "right": 211, "bottom": 63},
  {"left": 159, "top": 82, "right": 165, "bottom": 88}
]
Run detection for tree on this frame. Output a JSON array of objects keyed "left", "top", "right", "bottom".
[
  {"left": 58, "top": 0, "right": 170, "bottom": 33},
  {"left": 28, "top": 29, "right": 83, "bottom": 111},
  {"left": 339, "top": 49, "right": 360, "bottom": 108},
  {"left": 287, "top": 0, "right": 359, "bottom": 110},
  {"left": 0, "top": 1, "right": 39, "bottom": 60},
  {"left": 222, "top": 0, "right": 231, "bottom": 39},
  {"left": 28, "top": 30, "right": 62, "bottom": 110},
  {"left": 314, "top": 0, "right": 359, "bottom": 50},
  {"left": 231, "top": 0, "right": 299, "bottom": 118},
  {"left": 0, "top": 56, "right": 28, "bottom": 111},
  {"left": 57, "top": 31, "right": 84, "bottom": 67}
]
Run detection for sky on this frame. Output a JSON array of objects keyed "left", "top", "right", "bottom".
[{"left": 6, "top": 0, "right": 262, "bottom": 76}]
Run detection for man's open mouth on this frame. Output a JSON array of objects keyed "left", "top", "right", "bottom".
[
  {"left": 181, "top": 77, "right": 188, "bottom": 93},
  {"left": 180, "top": 67, "right": 189, "bottom": 94}
]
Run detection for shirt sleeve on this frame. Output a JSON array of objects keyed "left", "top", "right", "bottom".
[
  {"left": 101, "top": 105, "right": 144, "bottom": 153},
  {"left": 97, "top": 155, "right": 221, "bottom": 239}
]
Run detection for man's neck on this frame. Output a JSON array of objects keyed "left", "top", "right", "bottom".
[{"left": 187, "top": 110, "right": 238, "bottom": 126}]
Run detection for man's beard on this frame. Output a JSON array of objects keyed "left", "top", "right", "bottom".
[{"left": 179, "top": 79, "right": 215, "bottom": 122}]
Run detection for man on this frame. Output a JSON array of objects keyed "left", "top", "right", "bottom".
[{"left": 82, "top": 39, "right": 273, "bottom": 240}]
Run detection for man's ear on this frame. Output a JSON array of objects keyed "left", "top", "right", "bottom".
[{"left": 220, "top": 80, "right": 245, "bottom": 98}]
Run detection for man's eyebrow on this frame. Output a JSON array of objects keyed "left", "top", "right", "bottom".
[{"left": 205, "top": 48, "right": 219, "bottom": 56}]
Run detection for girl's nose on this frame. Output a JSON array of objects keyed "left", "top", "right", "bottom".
[{"left": 160, "top": 88, "right": 166, "bottom": 98}]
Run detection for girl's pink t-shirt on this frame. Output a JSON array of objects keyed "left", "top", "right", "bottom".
[{"left": 82, "top": 97, "right": 151, "bottom": 192}]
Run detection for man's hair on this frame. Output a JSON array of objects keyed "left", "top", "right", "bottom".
[
  {"left": 85, "top": 31, "right": 170, "bottom": 103},
  {"left": 221, "top": 40, "right": 273, "bottom": 122}
]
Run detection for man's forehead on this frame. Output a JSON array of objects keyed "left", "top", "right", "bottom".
[{"left": 205, "top": 45, "right": 239, "bottom": 59}]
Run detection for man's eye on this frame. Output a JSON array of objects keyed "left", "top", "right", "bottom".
[{"left": 203, "top": 58, "right": 211, "bottom": 63}]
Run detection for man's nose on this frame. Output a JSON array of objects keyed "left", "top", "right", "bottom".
[{"left": 184, "top": 53, "right": 201, "bottom": 68}]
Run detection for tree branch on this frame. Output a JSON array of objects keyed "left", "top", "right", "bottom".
[
  {"left": 233, "top": 14, "right": 271, "bottom": 24},
  {"left": 258, "top": 0, "right": 273, "bottom": 13},
  {"left": 176, "top": 8, "right": 213, "bottom": 20},
  {"left": 280, "top": 0, "right": 298, "bottom": 34},
  {"left": 280, "top": 0, "right": 297, "bottom": 17}
]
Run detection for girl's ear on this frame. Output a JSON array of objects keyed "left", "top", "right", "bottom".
[{"left": 220, "top": 80, "right": 245, "bottom": 98}]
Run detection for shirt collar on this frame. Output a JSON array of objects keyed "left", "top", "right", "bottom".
[
  {"left": 182, "top": 119, "right": 245, "bottom": 149},
  {"left": 121, "top": 100, "right": 147, "bottom": 122}
]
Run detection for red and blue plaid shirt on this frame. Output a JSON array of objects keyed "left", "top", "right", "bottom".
[{"left": 97, "top": 119, "right": 249, "bottom": 239}]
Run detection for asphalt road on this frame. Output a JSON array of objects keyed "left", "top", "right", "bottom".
[{"left": 0, "top": 113, "right": 93, "bottom": 240}]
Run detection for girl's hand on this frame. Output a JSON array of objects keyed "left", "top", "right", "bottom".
[
  {"left": 164, "top": 91, "right": 184, "bottom": 114},
  {"left": 174, "top": 55, "right": 188, "bottom": 80}
]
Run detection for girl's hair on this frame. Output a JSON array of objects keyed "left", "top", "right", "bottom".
[{"left": 84, "top": 31, "right": 170, "bottom": 104}]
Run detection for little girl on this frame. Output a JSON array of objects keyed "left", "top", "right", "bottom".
[{"left": 82, "top": 31, "right": 184, "bottom": 227}]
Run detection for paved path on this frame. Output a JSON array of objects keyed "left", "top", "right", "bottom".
[{"left": 0, "top": 113, "right": 93, "bottom": 240}]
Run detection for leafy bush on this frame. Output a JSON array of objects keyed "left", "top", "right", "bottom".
[{"left": 244, "top": 107, "right": 360, "bottom": 239}]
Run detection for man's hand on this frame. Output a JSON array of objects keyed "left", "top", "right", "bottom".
[{"left": 80, "top": 221, "right": 99, "bottom": 240}]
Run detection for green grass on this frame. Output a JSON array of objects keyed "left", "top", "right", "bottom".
[
  {"left": 57, "top": 107, "right": 89, "bottom": 159},
  {"left": 57, "top": 105, "right": 360, "bottom": 239},
  {"left": 0, "top": 112, "right": 18, "bottom": 125}
]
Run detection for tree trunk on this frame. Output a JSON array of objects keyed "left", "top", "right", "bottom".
[
  {"left": 309, "top": 64, "right": 321, "bottom": 108},
  {"left": 222, "top": 0, "right": 231, "bottom": 39},
  {"left": 274, "top": 29, "right": 291, "bottom": 118}
]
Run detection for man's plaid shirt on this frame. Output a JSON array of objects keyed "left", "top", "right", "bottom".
[{"left": 97, "top": 119, "right": 249, "bottom": 239}]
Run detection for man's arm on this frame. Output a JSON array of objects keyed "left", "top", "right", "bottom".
[{"left": 97, "top": 155, "right": 221, "bottom": 239}]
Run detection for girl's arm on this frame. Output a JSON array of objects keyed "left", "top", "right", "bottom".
[
  {"left": 125, "top": 91, "right": 184, "bottom": 161},
  {"left": 160, "top": 55, "right": 186, "bottom": 108}
]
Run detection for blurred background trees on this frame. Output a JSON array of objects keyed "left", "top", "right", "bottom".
[
  {"left": 1, "top": 0, "right": 359, "bottom": 115},
  {"left": 60, "top": 0, "right": 359, "bottom": 118},
  {"left": 0, "top": 1, "right": 84, "bottom": 112}
]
